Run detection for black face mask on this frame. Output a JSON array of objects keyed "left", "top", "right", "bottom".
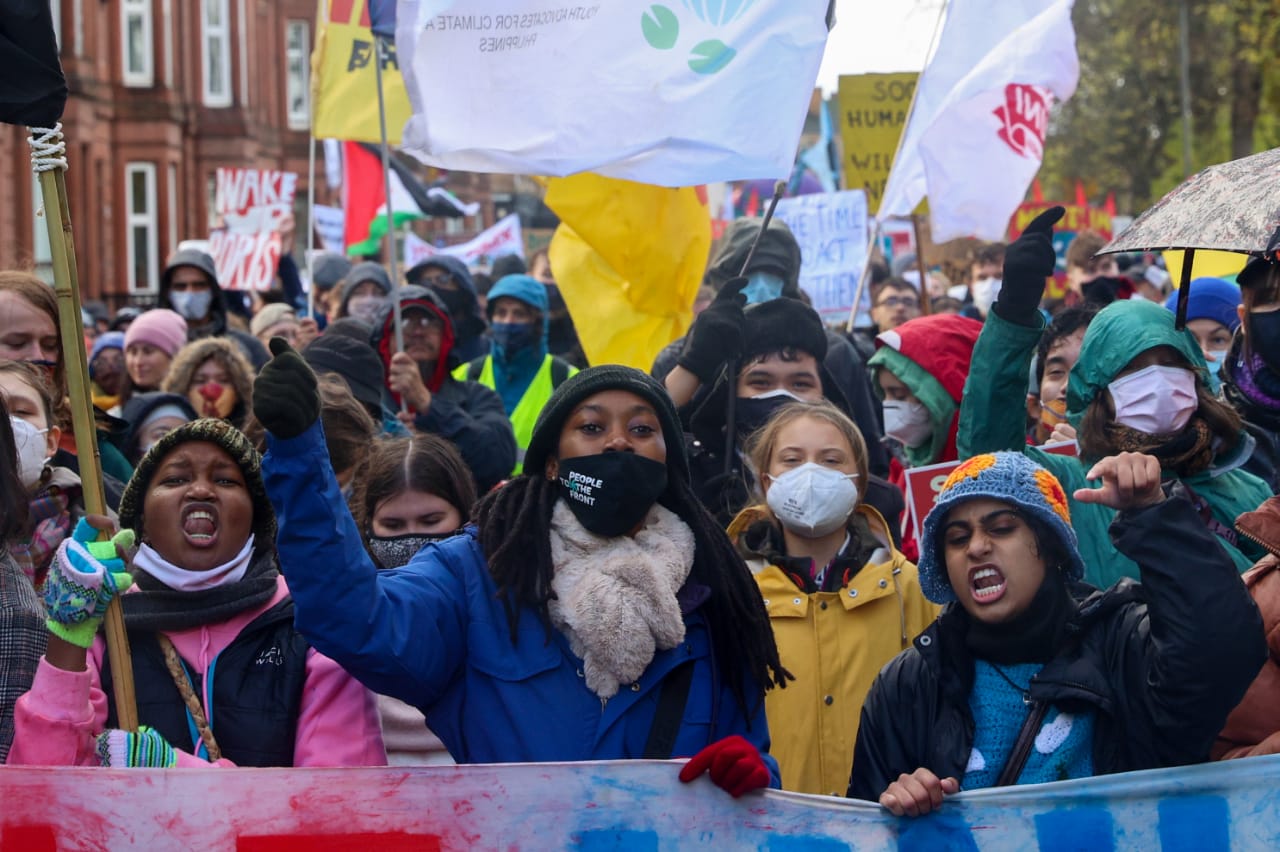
[
  {"left": 1082, "top": 276, "right": 1128, "bottom": 306},
  {"left": 367, "top": 531, "right": 460, "bottom": 570},
  {"left": 556, "top": 453, "right": 668, "bottom": 538},
  {"left": 1249, "top": 311, "right": 1280, "bottom": 373},
  {"left": 733, "top": 393, "right": 800, "bottom": 440},
  {"left": 433, "top": 288, "right": 473, "bottom": 320}
]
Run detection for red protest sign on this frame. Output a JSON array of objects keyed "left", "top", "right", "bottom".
[{"left": 211, "top": 168, "right": 298, "bottom": 291}]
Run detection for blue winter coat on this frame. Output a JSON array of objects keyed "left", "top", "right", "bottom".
[{"left": 263, "top": 421, "right": 780, "bottom": 779}]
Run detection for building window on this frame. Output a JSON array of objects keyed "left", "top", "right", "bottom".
[
  {"left": 202, "top": 0, "right": 231, "bottom": 106},
  {"left": 121, "top": 0, "right": 153, "bottom": 87},
  {"left": 125, "top": 163, "right": 159, "bottom": 293},
  {"left": 162, "top": 0, "right": 174, "bottom": 86},
  {"left": 167, "top": 163, "right": 178, "bottom": 254},
  {"left": 285, "top": 21, "right": 310, "bottom": 130}
]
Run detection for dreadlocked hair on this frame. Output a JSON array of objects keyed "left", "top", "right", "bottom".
[{"left": 473, "top": 471, "right": 791, "bottom": 719}]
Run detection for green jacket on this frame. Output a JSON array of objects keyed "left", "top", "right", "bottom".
[{"left": 958, "top": 306, "right": 1270, "bottom": 587}]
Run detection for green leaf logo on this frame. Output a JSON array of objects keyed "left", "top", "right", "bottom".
[
  {"left": 641, "top": 5, "right": 680, "bottom": 50},
  {"left": 688, "top": 39, "right": 735, "bottom": 74}
]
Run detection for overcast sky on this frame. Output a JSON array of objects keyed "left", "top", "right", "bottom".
[{"left": 816, "top": 0, "right": 944, "bottom": 92}]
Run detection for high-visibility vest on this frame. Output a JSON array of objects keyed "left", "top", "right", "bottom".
[{"left": 453, "top": 354, "right": 575, "bottom": 474}]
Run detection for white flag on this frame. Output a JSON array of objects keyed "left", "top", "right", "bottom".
[
  {"left": 878, "top": 0, "right": 1078, "bottom": 241},
  {"left": 394, "top": 1, "right": 830, "bottom": 185}
]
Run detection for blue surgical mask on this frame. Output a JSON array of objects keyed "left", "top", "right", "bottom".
[
  {"left": 169, "top": 289, "right": 213, "bottom": 321},
  {"left": 741, "top": 272, "right": 785, "bottom": 305},
  {"left": 491, "top": 321, "right": 537, "bottom": 354},
  {"left": 1205, "top": 350, "right": 1229, "bottom": 391}
]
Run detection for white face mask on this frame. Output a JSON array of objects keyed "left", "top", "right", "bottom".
[
  {"left": 972, "top": 277, "right": 1003, "bottom": 316},
  {"left": 765, "top": 463, "right": 859, "bottom": 538},
  {"left": 348, "top": 295, "right": 385, "bottom": 324},
  {"left": 169, "top": 289, "right": 213, "bottom": 321},
  {"left": 882, "top": 399, "right": 932, "bottom": 448},
  {"left": 1108, "top": 364, "right": 1198, "bottom": 435},
  {"left": 9, "top": 416, "right": 49, "bottom": 489}
]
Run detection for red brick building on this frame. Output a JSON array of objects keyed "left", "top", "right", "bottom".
[{"left": 0, "top": 0, "right": 317, "bottom": 308}]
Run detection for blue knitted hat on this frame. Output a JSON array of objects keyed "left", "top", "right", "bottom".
[
  {"left": 1162, "top": 277, "right": 1242, "bottom": 334},
  {"left": 917, "top": 452, "right": 1086, "bottom": 604}
]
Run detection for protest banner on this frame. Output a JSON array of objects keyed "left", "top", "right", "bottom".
[
  {"left": 0, "top": 757, "right": 1276, "bottom": 848},
  {"left": 393, "top": 0, "right": 830, "bottom": 185},
  {"left": 904, "top": 442, "right": 1078, "bottom": 542},
  {"left": 403, "top": 213, "right": 524, "bottom": 269},
  {"left": 209, "top": 168, "right": 298, "bottom": 292},
  {"left": 837, "top": 73, "right": 917, "bottom": 215},
  {"left": 771, "top": 190, "right": 870, "bottom": 322},
  {"left": 312, "top": 0, "right": 413, "bottom": 144}
]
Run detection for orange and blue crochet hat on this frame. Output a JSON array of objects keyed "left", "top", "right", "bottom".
[{"left": 917, "top": 451, "right": 1086, "bottom": 604}]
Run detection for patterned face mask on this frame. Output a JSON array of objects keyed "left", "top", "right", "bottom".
[{"left": 367, "top": 531, "right": 459, "bottom": 570}]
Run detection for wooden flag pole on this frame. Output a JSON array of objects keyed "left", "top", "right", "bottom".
[{"left": 29, "top": 125, "right": 138, "bottom": 730}]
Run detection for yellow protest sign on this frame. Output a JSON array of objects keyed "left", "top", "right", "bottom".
[
  {"left": 837, "top": 73, "right": 917, "bottom": 214},
  {"left": 311, "top": 0, "right": 412, "bottom": 143}
]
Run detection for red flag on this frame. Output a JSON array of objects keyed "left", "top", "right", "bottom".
[
  {"left": 1103, "top": 191, "right": 1116, "bottom": 216},
  {"left": 745, "top": 187, "right": 760, "bottom": 218},
  {"left": 1074, "top": 179, "right": 1088, "bottom": 208},
  {"left": 342, "top": 141, "right": 384, "bottom": 253},
  {"left": 1031, "top": 178, "right": 1044, "bottom": 203}
]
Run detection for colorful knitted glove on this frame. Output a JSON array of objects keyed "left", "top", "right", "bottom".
[
  {"left": 42, "top": 518, "right": 135, "bottom": 648},
  {"left": 678, "top": 734, "right": 771, "bottom": 798},
  {"left": 96, "top": 726, "right": 178, "bottom": 769}
]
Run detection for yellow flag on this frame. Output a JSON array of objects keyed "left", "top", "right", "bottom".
[
  {"left": 545, "top": 175, "right": 711, "bottom": 370},
  {"left": 1163, "top": 249, "right": 1249, "bottom": 285},
  {"left": 311, "top": 0, "right": 412, "bottom": 144}
]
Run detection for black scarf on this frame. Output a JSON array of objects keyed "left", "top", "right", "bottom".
[
  {"left": 740, "top": 513, "right": 880, "bottom": 594},
  {"left": 964, "top": 569, "right": 1074, "bottom": 664},
  {"left": 121, "top": 547, "right": 280, "bottom": 633}
]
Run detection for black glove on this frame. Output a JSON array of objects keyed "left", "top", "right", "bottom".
[
  {"left": 253, "top": 338, "right": 320, "bottom": 439},
  {"left": 995, "top": 206, "right": 1065, "bottom": 326},
  {"left": 677, "top": 277, "right": 747, "bottom": 384}
]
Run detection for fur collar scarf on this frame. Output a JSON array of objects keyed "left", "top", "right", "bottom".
[{"left": 548, "top": 499, "right": 695, "bottom": 700}]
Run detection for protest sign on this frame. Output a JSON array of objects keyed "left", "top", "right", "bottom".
[
  {"left": 771, "top": 190, "right": 869, "bottom": 322},
  {"left": 837, "top": 73, "right": 917, "bottom": 215},
  {"left": 1009, "top": 202, "right": 1113, "bottom": 300},
  {"left": 312, "top": 204, "right": 346, "bottom": 255},
  {"left": 0, "top": 757, "right": 1276, "bottom": 848},
  {"left": 403, "top": 213, "right": 523, "bottom": 269},
  {"left": 209, "top": 168, "right": 298, "bottom": 292},
  {"left": 394, "top": 0, "right": 830, "bottom": 185},
  {"left": 904, "top": 443, "right": 1078, "bottom": 542}
]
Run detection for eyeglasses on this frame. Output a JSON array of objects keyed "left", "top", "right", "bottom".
[
  {"left": 876, "top": 296, "right": 919, "bottom": 309},
  {"left": 417, "top": 272, "right": 453, "bottom": 288},
  {"left": 400, "top": 313, "right": 442, "bottom": 331}
]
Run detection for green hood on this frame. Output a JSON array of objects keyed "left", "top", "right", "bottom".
[
  {"left": 868, "top": 346, "right": 955, "bottom": 467},
  {"left": 1066, "top": 299, "right": 1209, "bottom": 428}
]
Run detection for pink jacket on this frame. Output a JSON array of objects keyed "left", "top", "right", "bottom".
[{"left": 8, "top": 576, "right": 385, "bottom": 767}]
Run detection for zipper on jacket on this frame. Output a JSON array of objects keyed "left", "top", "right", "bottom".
[{"left": 1236, "top": 520, "right": 1280, "bottom": 557}]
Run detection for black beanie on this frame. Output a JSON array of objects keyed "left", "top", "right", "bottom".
[
  {"left": 742, "top": 298, "right": 828, "bottom": 362},
  {"left": 523, "top": 365, "right": 688, "bottom": 479},
  {"left": 119, "top": 418, "right": 276, "bottom": 547},
  {"left": 303, "top": 334, "right": 386, "bottom": 413}
]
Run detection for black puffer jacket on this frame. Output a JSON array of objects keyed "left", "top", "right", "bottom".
[{"left": 847, "top": 495, "right": 1266, "bottom": 801}]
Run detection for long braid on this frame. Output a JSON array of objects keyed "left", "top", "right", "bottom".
[
  {"left": 475, "top": 470, "right": 789, "bottom": 717},
  {"left": 473, "top": 476, "right": 558, "bottom": 642}
]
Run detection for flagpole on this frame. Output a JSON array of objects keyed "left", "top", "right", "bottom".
[
  {"left": 373, "top": 33, "right": 406, "bottom": 362},
  {"left": 846, "top": 0, "right": 950, "bottom": 333},
  {"left": 306, "top": 134, "right": 318, "bottom": 318},
  {"left": 28, "top": 124, "right": 138, "bottom": 730}
]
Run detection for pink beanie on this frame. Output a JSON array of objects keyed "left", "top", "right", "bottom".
[{"left": 124, "top": 309, "right": 188, "bottom": 357}]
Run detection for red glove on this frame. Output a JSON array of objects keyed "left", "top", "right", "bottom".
[{"left": 677, "top": 735, "right": 770, "bottom": 798}]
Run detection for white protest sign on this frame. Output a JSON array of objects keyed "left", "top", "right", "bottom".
[
  {"left": 209, "top": 168, "right": 299, "bottom": 292},
  {"left": 395, "top": 1, "right": 830, "bottom": 185},
  {"left": 312, "top": 204, "right": 346, "bottom": 254},
  {"left": 404, "top": 214, "right": 524, "bottom": 269},
  {"left": 772, "top": 190, "right": 870, "bottom": 322}
]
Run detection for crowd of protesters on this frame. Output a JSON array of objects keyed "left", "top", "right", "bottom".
[{"left": 0, "top": 207, "right": 1277, "bottom": 815}]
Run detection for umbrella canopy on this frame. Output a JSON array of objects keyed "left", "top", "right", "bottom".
[
  {"left": 0, "top": 0, "right": 66, "bottom": 127},
  {"left": 1100, "top": 147, "right": 1280, "bottom": 256}
]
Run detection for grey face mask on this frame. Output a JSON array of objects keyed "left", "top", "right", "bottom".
[
  {"left": 367, "top": 531, "right": 458, "bottom": 570},
  {"left": 170, "top": 289, "right": 213, "bottom": 321}
]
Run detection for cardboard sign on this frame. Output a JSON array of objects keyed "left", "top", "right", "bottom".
[
  {"left": 904, "top": 443, "right": 1078, "bottom": 542},
  {"left": 209, "top": 168, "right": 298, "bottom": 292},
  {"left": 771, "top": 190, "right": 869, "bottom": 322},
  {"left": 836, "top": 73, "right": 917, "bottom": 215}
]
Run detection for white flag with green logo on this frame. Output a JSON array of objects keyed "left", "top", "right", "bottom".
[{"left": 394, "top": 1, "right": 831, "bottom": 185}]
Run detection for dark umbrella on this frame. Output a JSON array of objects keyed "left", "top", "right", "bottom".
[
  {"left": 1099, "top": 147, "right": 1280, "bottom": 328},
  {"left": 0, "top": 0, "right": 66, "bottom": 127}
]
